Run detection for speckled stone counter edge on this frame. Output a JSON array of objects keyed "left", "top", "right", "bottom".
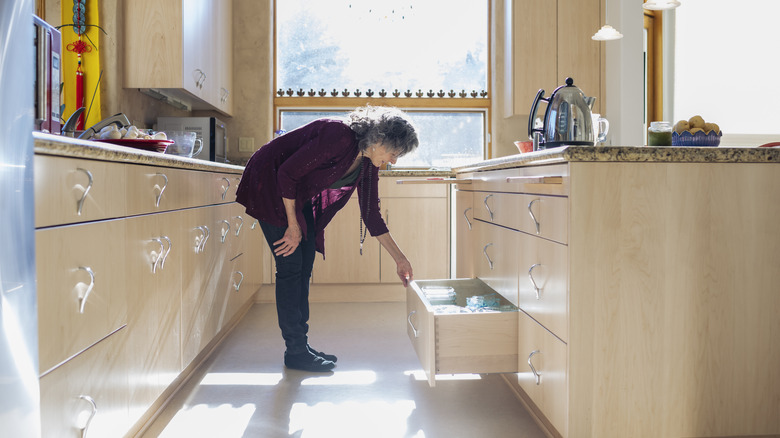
[
  {"left": 34, "top": 132, "right": 245, "bottom": 173},
  {"left": 34, "top": 133, "right": 778, "bottom": 176},
  {"left": 453, "top": 145, "right": 780, "bottom": 174}
]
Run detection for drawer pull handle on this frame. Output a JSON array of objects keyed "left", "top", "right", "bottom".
[
  {"left": 75, "top": 168, "right": 93, "bottom": 216},
  {"left": 483, "top": 243, "right": 494, "bottom": 270},
  {"left": 234, "top": 216, "right": 244, "bottom": 236},
  {"left": 463, "top": 207, "right": 473, "bottom": 230},
  {"left": 77, "top": 394, "right": 98, "bottom": 438},
  {"left": 77, "top": 266, "right": 95, "bottom": 314},
  {"left": 155, "top": 173, "right": 168, "bottom": 207},
  {"left": 201, "top": 226, "right": 210, "bottom": 252},
  {"left": 220, "top": 220, "right": 230, "bottom": 243},
  {"left": 407, "top": 310, "right": 419, "bottom": 338},
  {"left": 483, "top": 194, "right": 494, "bottom": 221},
  {"left": 528, "top": 263, "right": 542, "bottom": 300},
  {"left": 251, "top": 219, "right": 259, "bottom": 230},
  {"left": 194, "top": 226, "right": 205, "bottom": 253},
  {"left": 528, "top": 350, "right": 542, "bottom": 385},
  {"left": 528, "top": 199, "right": 541, "bottom": 234},
  {"left": 195, "top": 226, "right": 210, "bottom": 253},
  {"left": 221, "top": 177, "right": 231, "bottom": 200},
  {"left": 160, "top": 236, "right": 172, "bottom": 269},
  {"left": 151, "top": 238, "right": 165, "bottom": 273},
  {"left": 233, "top": 271, "right": 244, "bottom": 291}
]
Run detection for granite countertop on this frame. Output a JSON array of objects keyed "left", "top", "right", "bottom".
[
  {"left": 33, "top": 132, "right": 245, "bottom": 173},
  {"left": 453, "top": 145, "right": 780, "bottom": 173},
  {"left": 35, "top": 133, "right": 779, "bottom": 176}
]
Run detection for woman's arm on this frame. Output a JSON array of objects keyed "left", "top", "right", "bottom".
[
  {"left": 273, "top": 197, "right": 302, "bottom": 257},
  {"left": 376, "top": 232, "right": 413, "bottom": 287}
]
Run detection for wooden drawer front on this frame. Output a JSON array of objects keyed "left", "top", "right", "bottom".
[
  {"left": 406, "top": 279, "right": 519, "bottom": 388},
  {"left": 35, "top": 155, "right": 127, "bottom": 228},
  {"left": 517, "top": 311, "right": 568, "bottom": 437},
  {"left": 123, "top": 211, "right": 183, "bottom": 423},
  {"left": 474, "top": 220, "right": 520, "bottom": 306},
  {"left": 517, "top": 234, "right": 568, "bottom": 342},
  {"left": 36, "top": 220, "right": 128, "bottom": 374},
  {"left": 380, "top": 176, "right": 449, "bottom": 197},
  {"left": 472, "top": 164, "right": 569, "bottom": 196},
  {"left": 40, "top": 329, "right": 130, "bottom": 438},
  {"left": 125, "top": 165, "right": 194, "bottom": 214},
  {"left": 455, "top": 189, "right": 475, "bottom": 279},
  {"left": 207, "top": 172, "right": 242, "bottom": 205},
  {"left": 473, "top": 191, "right": 568, "bottom": 244}
]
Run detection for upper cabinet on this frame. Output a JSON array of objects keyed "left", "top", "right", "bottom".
[
  {"left": 124, "top": 0, "right": 233, "bottom": 116},
  {"left": 504, "top": 0, "right": 603, "bottom": 120}
]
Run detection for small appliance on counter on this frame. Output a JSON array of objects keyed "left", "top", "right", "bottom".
[
  {"left": 157, "top": 116, "right": 227, "bottom": 163},
  {"left": 33, "top": 15, "right": 61, "bottom": 134},
  {"left": 528, "top": 77, "right": 595, "bottom": 149}
]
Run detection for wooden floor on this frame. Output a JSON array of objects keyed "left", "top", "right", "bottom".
[{"left": 139, "top": 301, "right": 547, "bottom": 438}]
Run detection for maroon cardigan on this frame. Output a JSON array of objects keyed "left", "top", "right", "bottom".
[{"left": 235, "top": 118, "right": 388, "bottom": 256}]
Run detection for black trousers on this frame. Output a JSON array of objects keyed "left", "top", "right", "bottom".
[{"left": 257, "top": 202, "right": 316, "bottom": 355}]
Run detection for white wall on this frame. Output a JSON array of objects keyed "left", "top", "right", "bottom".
[
  {"left": 605, "top": 0, "right": 645, "bottom": 147},
  {"left": 672, "top": 0, "right": 780, "bottom": 147}
]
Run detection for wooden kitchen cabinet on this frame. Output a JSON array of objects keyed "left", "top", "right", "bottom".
[
  {"left": 311, "top": 176, "right": 450, "bottom": 285},
  {"left": 441, "top": 154, "right": 780, "bottom": 437},
  {"left": 379, "top": 178, "right": 450, "bottom": 282},
  {"left": 36, "top": 218, "right": 128, "bottom": 375},
  {"left": 312, "top": 194, "right": 381, "bottom": 283},
  {"left": 39, "top": 328, "right": 130, "bottom": 438},
  {"left": 124, "top": 0, "right": 233, "bottom": 115},
  {"left": 504, "top": 0, "right": 603, "bottom": 119},
  {"left": 406, "top": 278, "right": 519, "bottom": 387},
  {"left": 454, "top": 184, "right": 475, "bottom": 279},
  {"left": 34, "top": 155, "right": 127, "bottom": 228},
  {"left": 124, "top": 210, "right": 184, "bottom": 423},
  {"left": 35, "top": 142, "right": 255, "bottom": 437}
]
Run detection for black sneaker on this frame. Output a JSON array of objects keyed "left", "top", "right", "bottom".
[
  {"left": 284, "top": 351, "right": 336, "bottom": 372},
  {"left": 307, "top": 344, "right": 338, "bottom": 363}
]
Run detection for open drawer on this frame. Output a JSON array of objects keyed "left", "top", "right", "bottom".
[{"left": 406, "top": 278, "right": 519, "bottom": 387}]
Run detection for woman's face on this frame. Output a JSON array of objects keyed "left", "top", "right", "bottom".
[{"left": 368, "top": 143, "right": 401, "bottom": 168}]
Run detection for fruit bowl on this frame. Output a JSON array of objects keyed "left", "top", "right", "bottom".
[{"left": 672, "top": 130, "right": 722, "bottom": 147}]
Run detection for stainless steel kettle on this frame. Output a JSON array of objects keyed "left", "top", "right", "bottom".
[{"left": 528, "top": 77, "right": 594, "bottom": 148}]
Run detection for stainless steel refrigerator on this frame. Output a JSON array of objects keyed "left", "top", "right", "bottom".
[{"left": 1, "top": 0, "right": 42, "bottom": 436}]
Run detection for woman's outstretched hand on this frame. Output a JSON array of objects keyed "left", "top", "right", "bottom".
[
  {"left": 273, "top": 223, "right": 302, "bottom": 257},
  {"left": 397, "top": 258, "right": 413, "bottom": 287}
]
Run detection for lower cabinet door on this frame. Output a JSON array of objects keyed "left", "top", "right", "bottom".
[
  {"left": 406, "top": 278, "right": 519, "bottom": 387},
  {"left": 36, "top": 219, "right": 128, "bottom": 374},
  {"left": 40, "top": 328, "right": 129, "bottom": 438},
  {"left": 474, "top": 220, "right": 520, "bottom": 306},
  {"left": 517, "top": 310, "right": 568, "bottom": 437}
]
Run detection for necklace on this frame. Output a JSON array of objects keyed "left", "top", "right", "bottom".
[{"left": 359, "top": 151, "right": 371, "bottom": 256}]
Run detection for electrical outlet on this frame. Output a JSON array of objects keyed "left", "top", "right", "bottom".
[{"left": 239, "top": 137, "right": 255, "bottom": 152}]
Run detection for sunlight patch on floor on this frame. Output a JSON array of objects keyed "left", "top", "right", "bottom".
[
  {"left": 158, "top": 403, "right": 255, "bottom": 438},
  {"left": 199, "top": 372, "right": 284, "bottom": 386},
  {"left": 289, "top": 400, "right": 417, "bottom": 438},
  {"left": 301, "top": 370, "right": 377, "bottom": 386}
]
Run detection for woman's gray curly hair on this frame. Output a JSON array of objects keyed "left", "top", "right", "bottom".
[{"left": 347, "top": 105, "right": 419, "bottom": 157}]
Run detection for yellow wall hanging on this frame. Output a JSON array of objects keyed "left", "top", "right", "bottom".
[{"left": 60, "top": 0, "right": 103, "bottom": 130}]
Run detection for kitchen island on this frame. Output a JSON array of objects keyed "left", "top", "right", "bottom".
[{"left": 446, "top": 145, "right": 780, "bottom": 438}]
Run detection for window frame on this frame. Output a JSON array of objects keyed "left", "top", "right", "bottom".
[{"left": 272, "top": 0, "right": 493, "bottom": 163}]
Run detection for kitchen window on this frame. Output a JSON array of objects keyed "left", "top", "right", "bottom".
[{"left": 274, "top": 0, "right": 490, "bottom": 167}]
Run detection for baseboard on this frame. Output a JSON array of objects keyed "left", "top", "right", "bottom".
[
  {"left": 128, "top": 297, "right": 255, "bottom": 437},
  {"left": 500, "top": 373, "right": 560, "bottom": 438},
  {"left": 254, "top": 283, "right": 406, "bottom": 303}
]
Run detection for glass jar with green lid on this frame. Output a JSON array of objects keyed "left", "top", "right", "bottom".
[{"left": 648, "top": 121, "right": 673, "bottom": 146}]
